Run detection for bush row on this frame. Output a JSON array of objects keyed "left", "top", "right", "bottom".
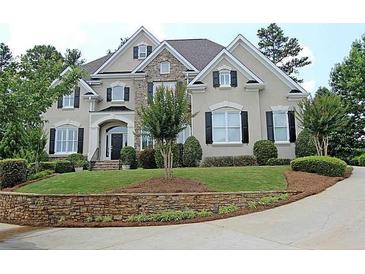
[
  {"left": 200, "top": 156, "right": 257, "bottom": 167},
  {"left": 0, "top": 159, "right": 27, "bottom": 189},
  {"left": 291, "top": 156, "right": 347, "bottom": 177}
]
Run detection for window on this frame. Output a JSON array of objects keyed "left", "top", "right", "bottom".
[
  {"left": 55, "top": 127, "right": 78, "bottom": 154},
  {"left": 219, "top": 70, "right": 231, "bottom": 86},
  {"left": 177, "top": 125, "right": 191, "bottom": 144},
  {"left": 138, "top": 45, "right": 147, "bottom": 59},
  {"left": 273, "top": 111, "right": 289, "bottom": 142},
  {"left": 212, "top": 111, "right": 241, "bottom": 143},
  {"left": 63, "top": 93, "right": 74, "bottom": 108},
  {"left": 112, "top": 85, "right": 124, "bottom": 101},
  {"left": 160, "top": 62, "right": 170, "bottom": 74},
  {"left": 141, "top": 130, "right": 153, "bottom": 150},
  {"left": 153, "top": 81, "right": 176, "bottom": 94}
]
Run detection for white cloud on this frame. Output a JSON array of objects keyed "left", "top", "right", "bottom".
[
  {"left": 302, "top": 80, "right": 317, "bottom": 94},
  {"left": 299, "top": 44, "right": 315, "bottom": 65}
]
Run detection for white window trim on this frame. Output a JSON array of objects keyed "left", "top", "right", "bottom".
[
  {"left": 138, "top": 45, "right": 147, "bottom": 60},
  {"left": 62, "top": 93, "right": 74, "bottom": 109},
  {"left": 54, "top": 127, "right": 78, "bottom": 155},
  {"left": 160, "top": 62, "right": 170, "bottom": 74},
  {"left": 219, "top": 69, "right": 231, "bottom": 87},
  {"left": 152, "top": 81, "right": 177, "bottom": 96},
  {"left": 140, "top": 130, "right": 154, "bottom": 150},
  {"left": 212, "top": 111, "right": 242, "bottom": 144},
  {"left": 111, "top": 85, "right": 125, "bottom": 102},
  {"left": 272, "top": 110, "right": 290, "bottom": 144}
]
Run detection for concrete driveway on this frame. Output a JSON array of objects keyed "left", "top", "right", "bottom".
[{"left": 1, "top": 167, "right": 364, "bottom": 250}]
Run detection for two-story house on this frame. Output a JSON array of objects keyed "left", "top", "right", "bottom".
[{"left": 44, "top": 26, "right": 308, "bottom": 167}]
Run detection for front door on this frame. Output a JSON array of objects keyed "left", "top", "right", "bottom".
[{"left": 111, "top": 133, "right": 123, "bottom": 160}]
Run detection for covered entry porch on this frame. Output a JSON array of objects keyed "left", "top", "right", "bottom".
[{"left": 88, "top": 110, "right": 135, "bottom": 161}]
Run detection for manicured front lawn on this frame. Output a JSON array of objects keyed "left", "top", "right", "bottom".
[{"left": 16, "top": 166, "right": 289, "bottom": 194}]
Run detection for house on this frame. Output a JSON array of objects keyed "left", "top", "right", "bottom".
[{"left": 44, "top": 26, "right": 308, "bottom": 166}]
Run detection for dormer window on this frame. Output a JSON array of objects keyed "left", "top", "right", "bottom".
[
  {"left": 138, "top": 45, "right": 147, "bottom": 59},
  {"left": 160, "top": 62, "right": 170, "bottom": 74},
  {"left": 219, "top": 70, "right": 231, "bottom": 87}
]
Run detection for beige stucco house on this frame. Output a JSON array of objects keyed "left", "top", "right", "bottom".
[{"left": 44, "top": 26, "right": 308, "bottom": 166}]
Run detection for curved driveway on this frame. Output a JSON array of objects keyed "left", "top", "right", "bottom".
[{"left": 1, "top": 167, "right": 365, "bottom": 250}]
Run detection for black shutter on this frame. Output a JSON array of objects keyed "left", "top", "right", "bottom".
[
  {"left": 147, "top": 46, "right": 152, "bottom": 56},
  {"left": 241, "top": 111, "right": 249, "bottom": 143},
  {"left": 124, "top": 87, "right": 130, "bottom": 101},
  {"left": 266, "top": 111, "right": 274, "bottom": 141},
  {"left": 205, "top": 112, "right": 213, "bottom": 144},
  {"left": 147, "top": 82, "right": 154, "bottom": 102},
  {"left": 74, "top": 86, "right": 80, "bottom": 108},
  {"left": 57, "top": 97, "right": 63, "bottom": 108},
  {"left": 231, "top": 71, "right": 238, "bottom": 87},
  {"left": 107, "top": 88, "right": 112, "bottom": 102},
  {"left": 213, "top": 71, "right": 220, "bottom": 87},
  {"left": 133, "top": 46, "right": 138, "bottom": 59},
  {"left": 49, "top": 128, "right": 55, "bottom": 154},
  {"left": 77, "top": 128, "right": 84, "bottom": 154},
  {"left": 288, "top": 111, "right": 296, "bottom": 142}
]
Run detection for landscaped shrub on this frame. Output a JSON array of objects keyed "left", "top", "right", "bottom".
[
  {"left": 291, "top": 156, "right": 347, "bottom": 177},
  {"left": 54, "top": 160, "right": 74, "bottom": 173},
  {"left": 127, "top": 209, "right": 213, "bottom": 223},
  {"left": 183, "top": 136, "right": 202, "bottom": 167},
  {"left": 253, "top": 140, "right": 278, "bottom": 165},
  {"left": 66, "top": 153, "right": 88, "bottom": 169},
  {"left": 138, "top": 148, "right": 157, "bottom": 169},
  {"left": 175, "top": 143, "right": 184, "bottom": 167},
  {"left": 28, "top": 170, "right": 54, "bottom": 181},
  {"left": 120, "top": 146, "right": 137, "bottom": 169},
  {"left": 0, "top": 159, "right": 27, "bottom": 189},
  {"left": 266, "top": 158, "right": 292, "bottom": 166},
  {"left": 218, "top": 204, "right": 239, "bottom": 214},
  {"left": 358, "top": 153, "right": 365, "bottom": 166},
  {"left": 295, "top": 128, "right": 317, "bottom": 157},
  {"left": 39, "top": 161, "right": 56, "bottom": 171},
  {"left": 200, "top": 155, "right": 257, "bottom": 167}
]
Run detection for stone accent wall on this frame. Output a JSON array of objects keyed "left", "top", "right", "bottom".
[
  {"left": 134, "top": 49, "right": 188, "bottom": 150},
  {"left": 0, "top": 190, "right": 296, "bottom": 227}
]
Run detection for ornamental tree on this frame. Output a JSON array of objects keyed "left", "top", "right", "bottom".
[{"left": 138, "top": 82, "right": 190, "bottom": 179}]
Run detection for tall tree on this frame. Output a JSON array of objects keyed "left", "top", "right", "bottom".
[
  {"left": 330, "top": 36, "right": 365, "bottom": 160},
  {"left": 257, "top": 23, "right": 311, "bottom": 83},
  {"left": 315, "top": 86, "right": 333, "bottom": 97},
  {"left": 64, "top": 48, "right": 85, "bottom": 67},
  {"left": 0, "top": 43, "right": 13, "bottom": 71},
  {"left": 139, "top": 83, "right": 190, "bottom": 179},
  {"left": 296, "top": 95, "right": 349, "bottom": 156}
]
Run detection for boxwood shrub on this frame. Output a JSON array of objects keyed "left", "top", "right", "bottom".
[
  {"left": 183, "top": 136, "right": 202, "bottom": 167},
  {"left": 138, "top": 148, "right": 157, "bottom": 169},
  {"left": 201, "top": 155, "right": 257, "bottom": 167},
  {"left": 253, "top": 140, "right": 278, "bottom": 165},
  {"left": 0, "top": 159, "right": 27, "bottom": 189},
  {"left": 266, "top": 158, "right": 292, "bottom": 166},
  {"left": 54, "top": 160, "right": 74, "bottom": 173},
  {"left": 39, "top": 161, "right": 56, "bottom": 171},
  {"left": 295, "top": 129, "right": 317, "bottom": 157},
  {"left": 290, "top": 156, "right": 347, "bottom": 177}
]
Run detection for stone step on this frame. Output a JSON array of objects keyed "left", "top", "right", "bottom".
[{"left": 91, "top": 160, "right": 120, "bottom": 170}]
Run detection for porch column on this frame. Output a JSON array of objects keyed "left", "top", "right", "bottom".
[
  {"left": 88, "top": 126, "right": 100, "bottom": 160},
  {"left": 127, "top": 122, "right": 135, "bottom": 148}
]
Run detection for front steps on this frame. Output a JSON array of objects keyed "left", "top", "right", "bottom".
[{"left": 91, "top": 160, "right": 120, "bottom": 171}]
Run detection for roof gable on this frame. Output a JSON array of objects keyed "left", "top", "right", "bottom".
[
  {"left": 227, "top": 34, "right": 308, "bottom": 94},
  {"left": 94, "top": 26, "right": 160, "bottom": 74},
  {"left": 188, "top": 49, "right": 263, "bottom": 86},
  {"left": 132, "top": 41, "right": 199, "bottom": 73}
]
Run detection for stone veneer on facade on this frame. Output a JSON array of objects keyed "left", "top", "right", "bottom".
[
  {"left": 134, "top": 49, "right": 189, "bottom": 149},
  {"left": 0, "top": 190, "right": 297, "bottom": 227}
]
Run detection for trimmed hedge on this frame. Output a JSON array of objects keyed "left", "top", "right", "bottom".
[
  {"left": 295, "top": 129, "right": 317, "bottom": 157},
  {"left": 39, "top": 161, "right": 56, "bottom": 171},
  {"left": 267, "top": 158, "right": 292, "bottom": 166},
  {"left": 0, "top": 159, "right": 27, "bottom": 189},
  {"left": 183, "top": 136, "right": 202, "bottom": 167},
  {"left": 120, "top": 146, "right": 137, "bottom": 169},
  {"left": 253, "top": 140, "right": 278, "bottom": 165},
  {"left": 201, "top": 155, "right": 257, "bottom": 167},
  {"left": 291, "top": 156, "right": 347, "bottom": 177},
  {"left": 54, "top": 160, "right": 74, "bottom": 173},
  {"left": 66, "top": 153, "right": 87, "bottom": 168},
  {"left": 138, "top": 148, "right": 157, "bottom": 169}
]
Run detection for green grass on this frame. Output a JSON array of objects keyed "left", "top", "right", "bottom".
[{"left": 16, "top": 166, "right": 289, "bottom": 194}]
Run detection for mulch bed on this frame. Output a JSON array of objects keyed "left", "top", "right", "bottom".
[{"left": 111, "top": 177, "right": 210, "bottom": 193}]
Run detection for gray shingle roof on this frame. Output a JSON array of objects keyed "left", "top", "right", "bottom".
[
  {"left": 166, "top": 39, "right": 224, "bottom": 71},
  {"left": 81, "top": 54, "right": 112, "bottom": 77}
]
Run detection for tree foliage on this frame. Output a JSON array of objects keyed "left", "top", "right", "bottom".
[
  {"left": 138, "top": 82, "right": 190, "bottom": 179},
  {"left": 257, "top": 23, "right": 311, "bottom": 83},
  {"left": 64, "top": 48, "right": 85, "bottom": 66},
  {"left": 296, "top": 95, "right": 349, "bottom": 156},
  {"left": 0, "top": 43, "right": 12, "bottom": 71},
  {"left": 329, "top": 36, "right": 365, "bottom": 160}
]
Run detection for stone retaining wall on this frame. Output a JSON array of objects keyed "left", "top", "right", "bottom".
[{"left": 0, "top": 191, "right": 297, "bottom": 227}]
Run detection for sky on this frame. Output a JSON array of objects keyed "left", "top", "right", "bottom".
[{"left": 1, "top": 23, "right": 364, "bottom": 94}]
